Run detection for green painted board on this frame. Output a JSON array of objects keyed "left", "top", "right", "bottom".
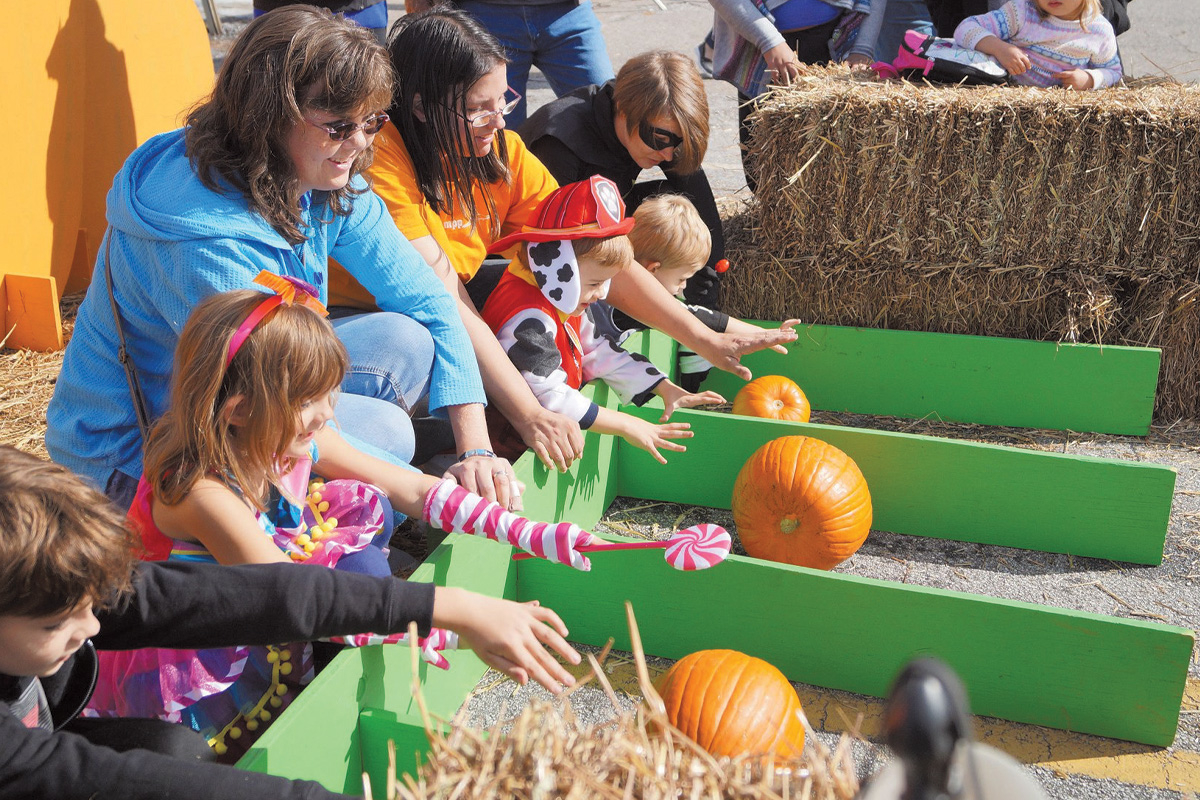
[
  {"left": 513, "top": 414, "right": 617, "bottom": 531},
  {"left": 236, "top": 643, "right": 372, "bottom": 794},
  {"left": 238, "top": 533, "right": 516, "bottom": 790},
  {"left": 239, "top": 380, "right": 1185, "bottom": 789},
  {"left": 516, "top": 549, "right": 1193, "bottom": 746},
  {"left": 615, "top": 406, "right": 1175, "bottom": 566},
  {"left": 359, "top": 709, "right": 433, "bottom": 793},
  {"left": 627, "top": 322, "right": 1161, "bottom": 435}
]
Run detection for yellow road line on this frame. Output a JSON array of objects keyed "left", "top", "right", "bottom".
[{"left": 581, "top": 659, "right": 1200, "bottom": 793}]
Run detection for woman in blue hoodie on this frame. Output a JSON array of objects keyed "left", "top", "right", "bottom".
[{"left": 46, "top": 7, "right": 521, "bottom": 511}]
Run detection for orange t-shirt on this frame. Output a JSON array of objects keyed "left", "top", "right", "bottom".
[{"left": 327, "top": 123, "right": 559, "bottom": 309}]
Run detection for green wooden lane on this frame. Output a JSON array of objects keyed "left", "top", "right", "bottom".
[
  {"left": 516, "top": 548, "right": 1193, "bottom": 747},
  {"left": 617, "top": 405, "right": 1175, "bottom": 566},
  {"left": 625, "top": 323, "right": 1161, "bottom": 435}
]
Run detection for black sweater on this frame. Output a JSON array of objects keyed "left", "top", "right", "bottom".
[{"left": 0, "top": 561, "right": 435, "bottom": 800}]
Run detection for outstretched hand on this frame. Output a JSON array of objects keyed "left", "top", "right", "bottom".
[
  {"left": 697, "top": 319, "right": 799, "bottom": 381},
  {"left": 433, "top": 587, "right": 580, "bottom": 693},
  {"left": 658, "top": 385, "right": 727, "bottom": 422},
  {"left": 622, "top": 418, "right": 692, "bottom": 464},
  {"left": 515, "top": 406, "right": 584, "bottom": 473}
]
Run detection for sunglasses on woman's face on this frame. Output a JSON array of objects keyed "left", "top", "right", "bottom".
[
  {"left": 638, "top": 121, "right": 684, "bottom": 153},
  {"left": 305, "top": 112, "right": 390, "bottom": 142}
]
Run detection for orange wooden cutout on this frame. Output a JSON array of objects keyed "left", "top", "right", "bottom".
[{"left": 3, "top": 274, "right": 64, "bottom": 352}]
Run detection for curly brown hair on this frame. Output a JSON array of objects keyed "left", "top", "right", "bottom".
[
  {"left": 185, "top": 6, "right": 394, "bottom": 244},
  {"left": 0, "top": 446, "right": 138, "bottom": 617},
  {"left": 144, "top": 290, "right": 348, "bottom": 513}
]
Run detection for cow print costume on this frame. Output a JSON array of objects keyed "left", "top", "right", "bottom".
[{"left": 481, "top": 265, "right": 666, "bottom": 429}]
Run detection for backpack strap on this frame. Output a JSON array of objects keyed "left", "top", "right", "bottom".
[{"left": 102, "top": 229, "right": 153, "bottom": 446}]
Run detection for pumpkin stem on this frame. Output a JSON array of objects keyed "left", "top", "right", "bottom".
[{"left": 779, "top": 516, "right": 799, "bottom": 535}]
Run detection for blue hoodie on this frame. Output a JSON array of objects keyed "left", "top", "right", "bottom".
[{"left": 46, "top": 129, "right": 483, "bottom": 489}]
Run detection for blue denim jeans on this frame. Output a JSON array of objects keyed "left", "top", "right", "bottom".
[
  {"left": 456, "top": 0, "right": 614, "bottom": 127},
  {"left": 874, "top": 0, "right": 936, "bottom": 63},
  {"left": 331, "top": 311, "right": 436, "bottom": 467}
]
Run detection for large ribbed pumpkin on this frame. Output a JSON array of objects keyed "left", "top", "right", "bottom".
[
  {"left": 655, "top": 649, "right": 805, "bottom": 759},
  {"left": 732, "top": 436, "right": 872, "bottom": 570},
  {"left": 732, "top": 375, "right": 811, "bottom": 422}
]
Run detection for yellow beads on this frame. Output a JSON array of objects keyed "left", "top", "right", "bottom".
[{"left": 208, "top": 644, "right": 297, "bottom": 757}]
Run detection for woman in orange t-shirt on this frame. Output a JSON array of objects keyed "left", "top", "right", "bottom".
[
  {"left": 333, "top": 8, "right": 797, "bottom": 470},
  {"left": 330, "top": 9, "right": 581, "bottom": 470}
]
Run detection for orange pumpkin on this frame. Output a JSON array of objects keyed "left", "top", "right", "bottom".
[
  {"left": 732, "top": 435, "right": 871, "bottom": 570},
  {"left": 732, "top": 376, "right": 811, "bottom": 422},
  {"left": 655, "top": 649, "right": 805, "bottom": 759}
]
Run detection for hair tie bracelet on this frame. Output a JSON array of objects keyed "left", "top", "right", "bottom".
[{"left": 226, "top": 271, "right": 328, "bottom": 367}]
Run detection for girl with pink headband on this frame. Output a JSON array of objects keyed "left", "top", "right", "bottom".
[{"left": 84, "top": 277, "right": 595, "bottom": 759}]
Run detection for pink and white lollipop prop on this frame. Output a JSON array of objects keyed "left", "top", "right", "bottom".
[
  {"left": 664, "top": 523, "right": 732, "bottom": 570},
  {"left": 511, "top": 523, "right": 730, "bottom": 571}
]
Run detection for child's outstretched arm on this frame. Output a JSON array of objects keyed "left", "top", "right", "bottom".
[
  {"left": 605, "top": 263, "right": 797, "bottom": 381},
  {"left": 432, "top": 586, "right": 579, "bottom": 691},
  {"left": 494, "top": 308, "right": 605, "bottom": 457},
  {"left": 589, "top": 406, "right": 692, "bottom": 464},
  {"left": 97, "top": 561, "right": 581, "bottom": 695},
  {"left": 318, "top": 430, "right": 594, "bottom": 570},
  {"left": 654, "top": 380, "right": 726, "bottom": 422}
]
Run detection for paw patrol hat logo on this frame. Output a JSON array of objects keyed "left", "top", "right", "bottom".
[{"left": 488, "top": 175, "right": 636, "bottom": 253}]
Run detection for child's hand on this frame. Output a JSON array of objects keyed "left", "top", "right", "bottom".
[
  {"left": 1054, "top": 69, "right": 1094, "bottom": 91},
  {"left": 994, "top": 42, "right": 1031, "bottom": 75},
  {"left": 434, "top": 588, "right": 580, "bottom": 693},
  {"left": 657, "top": 382, "right": 726, "bottom": 422},
  {"left": 846, "top": 53, "right": 873, "bottom": 70},
  {"left": 623, "top": 418, "right": 693, "bottom": 464}
]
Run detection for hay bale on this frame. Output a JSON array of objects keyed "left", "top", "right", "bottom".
[
  {"left": 394, "top": 697, "right": 859, "bottom": 800},
  {"left": 748, "top": 69, "right": 1200, "bottom": 275},
  {"left": 382, "top": 616, "right": 859, "bottom": 800},
  {"left": 724, "top": 68, "right": 1200, "bottom": 419},
  {"left": 0, "top": 294, "right": 83, "bottom": 457}
]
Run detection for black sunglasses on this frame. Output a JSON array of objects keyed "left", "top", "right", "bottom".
[
  {"left": 305, "top": 112, "right": 390, "bottom": 142},
  {"left": 638, "top": 121, "right": 684, "bottom": 152}
]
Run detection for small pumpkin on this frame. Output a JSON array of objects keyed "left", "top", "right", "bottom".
[
  {"left": 732, "top": 435, "right": 871, "bottom": 570},
  {"left": 732, "top": 376, "right": 811, "bottom": 422},
  {"left": 655, "top": 649, "right": 805, "bottom": 759}
]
